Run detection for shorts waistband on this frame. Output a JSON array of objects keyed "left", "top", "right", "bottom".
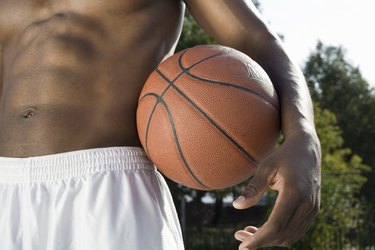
[{"left": 0, "top": 147, "right": 154, "bottom": 183}]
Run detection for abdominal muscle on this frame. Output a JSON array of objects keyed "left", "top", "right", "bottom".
[{"left": 0, "top": 6, "right": 183, "bottom": 157}]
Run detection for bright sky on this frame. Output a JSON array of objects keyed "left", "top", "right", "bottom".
[{"left": 259, "top": 0, "right": 375, "bottom": 87}]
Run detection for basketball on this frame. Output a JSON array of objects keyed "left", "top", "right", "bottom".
[{"left": 136, "top": 45, "right": 280, "bottom": 190}]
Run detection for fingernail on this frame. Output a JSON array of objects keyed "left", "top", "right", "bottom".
[{"left": 234, "top": 195, "right": 246, "bottom": 205}]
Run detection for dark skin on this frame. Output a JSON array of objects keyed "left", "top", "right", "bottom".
[{"left": 0, "top": 0, "right": 321, "bottom": 249}]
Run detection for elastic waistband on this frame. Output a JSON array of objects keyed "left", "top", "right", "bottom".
[{"left": 0, "top": 147, "right": 154, "bottom": 184}]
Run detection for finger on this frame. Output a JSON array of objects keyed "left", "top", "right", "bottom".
[
  {"left": 283, "top": 208, "right": 317, "bottom": 247},
  {"left": 235, "top": 230, "right": 254, "bottom": 242},
  {"left": 234, "top": 226, "right": 259, "bottom": 242},
  {"left": 282, "top": 190, "right": 320, "bottom": 243},
  {"left": 233, "top": 164, "right": 274, "bottom": 209},
  {"left": 281, "top": 196, "right": 320, "bottom": 246},
  {"left": 244, "top": 226, "right": 259, "bottom": 234},
  {"left": 239, "top": 188, "right": 301, "bottom": 249}
]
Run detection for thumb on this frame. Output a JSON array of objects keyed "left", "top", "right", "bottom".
[{"left": 233, "top": 167, "right": 270, "bottom": 209}]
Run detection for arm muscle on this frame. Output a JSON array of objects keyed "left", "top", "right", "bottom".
[{"left": 184, "top": 0, "right": 315, "bottom": 136}]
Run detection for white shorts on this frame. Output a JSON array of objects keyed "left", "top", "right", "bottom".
[{"left": 0, "top": 147, "right": 184, "bottom": 250}]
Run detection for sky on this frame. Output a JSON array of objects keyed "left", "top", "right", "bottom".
[{"left": 259, "top": 0, "right": 375, "bottom": 87}]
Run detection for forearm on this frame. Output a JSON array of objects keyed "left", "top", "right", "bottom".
[
  {"left": 185, "top": 0, "right": 317, "bottom": 138},
  {"left": 246, "top": 35, "right": 316, "bottom": 138}
]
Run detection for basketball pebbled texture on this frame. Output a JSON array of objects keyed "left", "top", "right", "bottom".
[{"left": 136, "top": 45, "right": 280, "bottom": 190}]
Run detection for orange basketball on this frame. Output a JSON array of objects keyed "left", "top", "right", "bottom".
[{"left": 136, "top": 45, "right": 280, "bottom": 190}]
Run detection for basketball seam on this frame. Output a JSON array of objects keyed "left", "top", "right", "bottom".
[
  {"left": 159, "top": 98, "right": 210, "bottom": 189},
  {"left": 177, "top": 49, "right": 225, "bottom": 73},
  {"left": 156, "top": 69, "right": 259, "bottom": 166},
  {"left": 139, "top": 93, "right": 159, "bottom": 156},
  {"left": 177, "top": 51, "right": 260, "bottom": 165},
  {"left": 178, "top": 55, "right": 279, "bottom": 112},
  {"left": 139, "top": 92, "right": 209, "bottom": 189},
  {"left": 140, "top": 49, "right": 261, "bottom": 189},
  {"left": 139, "top": 50, "right": 226, "bottom": 189}
]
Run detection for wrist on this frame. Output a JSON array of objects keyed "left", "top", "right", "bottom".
[
  {"left": 282, "top": 117, "right": 317, "bottom": 136},
  {"left": 285, "top": 125, "right": 321, "bottom": 158}
]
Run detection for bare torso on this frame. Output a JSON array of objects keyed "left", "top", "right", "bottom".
[{"left": 0, "top": 0, "right": 184, "bottom": 157}]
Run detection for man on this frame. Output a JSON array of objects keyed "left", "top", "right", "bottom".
[{"left": 0, "top": 0, "right": 321, "bottom": 249}]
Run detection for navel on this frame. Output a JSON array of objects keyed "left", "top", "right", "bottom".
[{"left": 21, "top": 109, "right": 36, "bottom": 119}]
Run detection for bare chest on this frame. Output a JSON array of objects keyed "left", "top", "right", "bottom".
[{"left": 0, "top": 0, "right": 159, "bottom": 43}]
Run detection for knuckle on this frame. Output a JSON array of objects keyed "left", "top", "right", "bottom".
[
  {"left": 306, "top": 198, "right": 316, "bottom": 211},
  {"left": 280, "top": 238, "right": 294, "bottom": 248},
  {"left": 313, "top": 203, "right": 320, "bottom": 215},
  {"left": 272, "top": 237, "right": 287, "bottom": 247},
  {"left": 244, "top": 183, "right": 259, "bottom": 195},
  {"left": 267, "top": 221, "right": 284, "bottom": 235},
  {"left": 307, "top": 201, "right": 320, "bottom": 218},
  {"left": 280, "top": 235, "right": 299, "bottom": 248},
  {"left": 287, "top": 184, "right": 308, "bottom": 202}
]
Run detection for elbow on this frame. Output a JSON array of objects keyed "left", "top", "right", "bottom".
[{"left": 218, "top": 28, "right": 280, "bottom": 61}]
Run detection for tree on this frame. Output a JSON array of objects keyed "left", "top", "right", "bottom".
[
  {"left": 177, "top": 0, "right": 260, "bottom": 52},
  {"left": 294, "top": 104, "right": 369, "bottom": 249},
  {"left": 173, "top": 4, "right": 371, "bottom": 249},
  {"left": 304, "top": 41, "right": 375, "bottom": 217},
  {"left": 173, "top": 0, "right": 264, "bottom": 231},
  {"left": 304, "top": 41, "right": 375, "bottom": 166},
  {"left": 176, "top": 10, "right": 215, "bottom": 52}
]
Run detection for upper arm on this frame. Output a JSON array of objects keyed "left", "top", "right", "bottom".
[{"left": 183, "top": 0, "right": 277, "bottom": 58}]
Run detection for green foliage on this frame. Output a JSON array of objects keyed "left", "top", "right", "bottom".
[
  {"left": 304, "top": 41, "right": 375, "bottom": 212},
  {"left": 168, "top": 1, "right": 375, "bottom": 248},
  {"left": 176, "top": 11, "right": 215, "bottom": 52},
  {"left": 304, "top": 41, "right": 375, "bottom": 166},
  {"left": 185, "top": 227, "right": 238, "bottom": 250},
  {"left": 176, "top": 0, "right": 261, "bottom": 52},
  {"left": 252, "top": 0, "right": 261, "bottom": 8},
  {"left": 294, "top": 104, "right": 369, "bottom": 249},
  {"left": 173, "top": 5, "right": 372, "bottom": 249},
  {"left": 173, "top": 1, "right": 263, "bottom": 199}
]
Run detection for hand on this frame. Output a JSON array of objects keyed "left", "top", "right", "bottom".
[{"left": 232, "top": 130, "right": 321, "bottom": 249}]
